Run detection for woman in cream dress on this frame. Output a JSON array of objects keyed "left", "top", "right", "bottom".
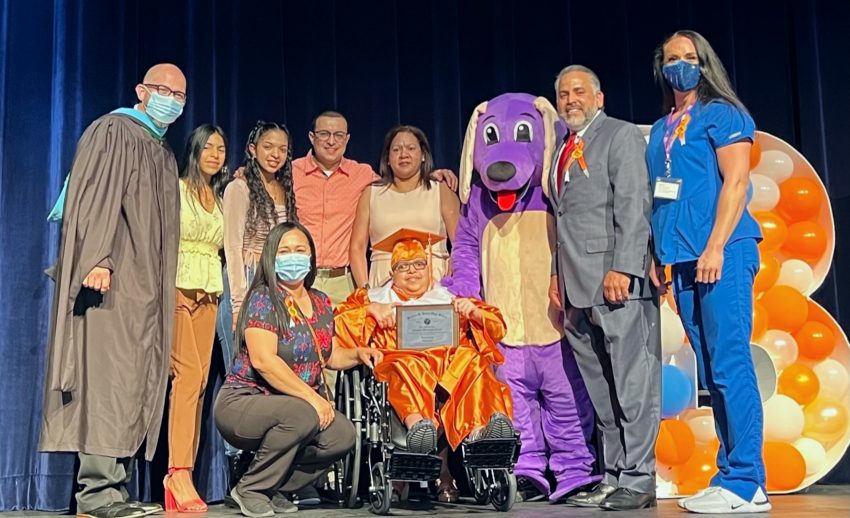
[{"left": 350, "top": 125, "right": 459, "bottom": 289}]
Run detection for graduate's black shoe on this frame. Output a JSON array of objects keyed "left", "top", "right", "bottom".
[{"left": 406, "top": 419, "right": 438, "bottom": 453}]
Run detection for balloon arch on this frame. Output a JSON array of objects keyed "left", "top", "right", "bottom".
[{"left": 638, "top": 127, "right": 850, "bottom": 497}]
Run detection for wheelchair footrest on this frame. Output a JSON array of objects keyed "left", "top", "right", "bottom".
[
  {"left": 461, "top": 436, "right": 521, "bottom": 469},
  {"left": 386, "top": 451, "right": 443, "bottom": 481}
]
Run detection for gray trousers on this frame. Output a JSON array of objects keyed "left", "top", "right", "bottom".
[
  {"left": 214, "top": 385, "right": 355, "bottom": 498},
  {"left": 76, "top": 454, "right": 132, "bottom": 513},
  {"left": 562, "top": 297, "right": 661, "bottom": 494}
]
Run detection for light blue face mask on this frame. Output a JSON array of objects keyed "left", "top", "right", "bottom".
[
  {"left": 275, "top": 253, "right": 311, "bottom": 282},
  {"left": 145, "top": 90, "right": 184, "bottom": 126}
]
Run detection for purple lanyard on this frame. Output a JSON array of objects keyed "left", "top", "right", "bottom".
[{"left": 661, "top": 104, "right": 693, "bottom": 177}]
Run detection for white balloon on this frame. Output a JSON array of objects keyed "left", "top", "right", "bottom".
[
  {"left": 656, "top": 478, "right": 677, "bottom": 498},
  {"left": 661, "top": 304, "right": 686, "bottom": 356},
  {"left": 763, "top": 394, "right": 804, "bottom": 442},
  {"left": 813, "top": 359, "right": 850, "bottom": 399},
  {"left": 684, "top": 411, "right": 717, "bottom": 444},
  {"left": 749, "top": 174, "right": 780, "bottom": 212},
  {"left": 752, "top": 149, "right": 794, "bottom": 183},
  {"left": 776, "top": 259, "right": 814, "bottom": 294},
  {"left": 794, "top": 437, "right": 827, "bottom": 476},
  {"left": 756, "top": 330, "right": 799, "bottom": 372}
]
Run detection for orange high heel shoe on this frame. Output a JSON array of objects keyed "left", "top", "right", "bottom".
[{"left": 164, "top": 468, "right": 208, "bottom": 513}]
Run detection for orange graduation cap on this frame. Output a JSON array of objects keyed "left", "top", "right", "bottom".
[{"left": 372, "top": 228, "right": 446, "bottom": 287}]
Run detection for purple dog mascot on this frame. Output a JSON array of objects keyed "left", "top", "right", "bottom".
[{"left": 443, "top": 93, "right": 600, "bottom": 501}]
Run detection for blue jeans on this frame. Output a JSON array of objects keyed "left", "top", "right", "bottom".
[
  {"left": 672, "top": 238, "right": 766, "bottom": 501},
  {"left": 216, "top": 269, "right": 239, "bottom": 457}
]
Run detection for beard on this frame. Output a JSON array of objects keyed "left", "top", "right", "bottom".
[{"left": 563, "top": 105, "right": 599, "bottom": 133}]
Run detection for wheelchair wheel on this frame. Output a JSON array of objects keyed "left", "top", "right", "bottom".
[
  {"left": 466, "top": 467, "right": 490, "bottom": 505},
  {"left": 368, "top": 461, "right": 392, "bottom": 515},
  {"left": 489, "top": 469, "right": 516, "bottom": 512},
  {"left": 338, "top": 369, "right": 363, "bottom": 508}
]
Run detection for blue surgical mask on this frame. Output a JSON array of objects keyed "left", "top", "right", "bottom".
[
  {"left": 145, "top": 90, "right": 184, "bottom": 126},
  {"left": 662, "top": 60, "right": 701, "bottom": 92},
  {"left": 275, "top": 253, "right": 311, "bottom": 282}
]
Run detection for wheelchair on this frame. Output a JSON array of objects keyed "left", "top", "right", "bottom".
[{"left": 334, "top": 364, "right": 521, "bottom": 515}]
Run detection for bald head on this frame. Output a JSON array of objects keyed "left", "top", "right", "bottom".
[
  {"left": 143, "top": 63, "right": 186, "bottom": 90},
  {"left": 135, "top": 63, "right": 187, "bottom": 109}
]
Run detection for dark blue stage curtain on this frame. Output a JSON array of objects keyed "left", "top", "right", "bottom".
[{"left": 1, "top": 0, "right": 848, "bottom": 510}]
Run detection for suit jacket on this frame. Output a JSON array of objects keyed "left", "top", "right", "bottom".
[{"left": 548, "top": 111, "right": 653, "bottom": 308}]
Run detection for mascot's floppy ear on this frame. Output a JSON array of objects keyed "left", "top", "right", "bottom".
[
  {"left": 534, "top": 96, "right": 558, "bottom": 200},
  {"left": 459, "top": 101, "right": 488, "bottom": 204}
]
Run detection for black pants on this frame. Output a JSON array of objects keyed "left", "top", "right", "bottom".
[{"left": 214, "top": 385, "right": 354, "bottom": 499}]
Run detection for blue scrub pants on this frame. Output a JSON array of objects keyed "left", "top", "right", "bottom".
[{"left": 672, "top": 238, "right": 766, "bottom": 501}]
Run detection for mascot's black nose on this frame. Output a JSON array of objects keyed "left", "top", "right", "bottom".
[{"left": 486, "top": 161, "right": 516, "bottom": 182}]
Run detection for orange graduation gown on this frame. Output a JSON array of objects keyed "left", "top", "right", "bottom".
[{"left": 334, "top": 288, "right": 514, "bottom": 449}]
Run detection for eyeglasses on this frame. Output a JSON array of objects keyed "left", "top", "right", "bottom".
[
  {"left": 394, "top": 260, "right": 427, "bottom": 273},
  {"left": 143, "top": 83, "right": 187, "bottom": 102},
  {"left": 312, "top": 130, "right": 348, "bottom": 142}
]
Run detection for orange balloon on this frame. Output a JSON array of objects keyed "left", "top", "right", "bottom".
[
  {"left": 749, "top": 137, "right": 762, "bottom": 170},
  {"left": 803, "top": 397, "right": 849, "bottom": 448},
  {"left": 763, "top": 441, "right": 806, "bottom": 491},
  {"left": 666, "top": 292, "right": 679, "bottom": 314},
  {"left": 754, "top": 211, "right": 788, "bottom": 252},
  {"left": 782, "top": 221, "right": 828, "bottom": 264},
  {"left": 777, "top": 177, "right": 823, "bottom": 223},
  {"left": 656, "top": 419, "right": 696, "bottom": 466},
  {"left": 709, "top": 437, "right": 721, "bottom": 452},
  {"left": 676, "top": 445, "right": 718, "bottom": 490},
  {"left": 795, "top": 321, "right": 836, "bottom": 361},
  {"left": 752, "top": 302, "right": 768, "bottom": 341},
  {"left": 753, "top": 254, "right": 780, "bottom": 293},
  {"left": 778, "top": 363, "right": 821, "bottom": 406},
  {"left": 761, "top": 285, "right": 809, "bottom": 333}
]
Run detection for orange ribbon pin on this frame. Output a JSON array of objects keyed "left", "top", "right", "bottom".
[{"left": 565, "top": 139, "right": 589, "bottom": 180}]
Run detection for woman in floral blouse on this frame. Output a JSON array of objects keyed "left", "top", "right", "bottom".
[{"left": 214, "top": 221, "right": 381, "bottom": 518}]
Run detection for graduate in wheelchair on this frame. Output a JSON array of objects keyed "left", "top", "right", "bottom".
[{"left": 333, "top": 228, "right": 520, "bottom": 514}]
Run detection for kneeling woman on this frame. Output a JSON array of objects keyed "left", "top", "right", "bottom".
[{"left": 215, "top": 221, "right": 381, "bottom": 518}]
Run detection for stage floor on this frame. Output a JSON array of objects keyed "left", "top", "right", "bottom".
[{"left": 4, "top": 485, "right": 848, "bottom": 517}]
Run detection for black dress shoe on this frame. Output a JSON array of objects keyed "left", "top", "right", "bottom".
[
  {"left": 123, "top": 501, "right": 162, "bottom": 516},
  {"left": 599, "top": 487, "right": 656, "bottom": 511},
  {"left": 564, "top": 483, "right": 617, "bottom": 507},
  {"left": 76, "top": 502, "right": 147, "bottom": 518}
]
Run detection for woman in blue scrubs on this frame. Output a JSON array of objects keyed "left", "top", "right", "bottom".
[{"left": 646, "top": 30, "right": 770, "bottom": 514}]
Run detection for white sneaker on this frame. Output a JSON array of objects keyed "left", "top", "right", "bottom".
[
  {"left": 684, "top": 486, "right": 771, "bottom": 514},
  {"left": 678, "top": 486, "right": 721, "bottom": 509}
]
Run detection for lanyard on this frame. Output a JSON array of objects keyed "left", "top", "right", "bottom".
[
  {"left": 287, "top": 295, "right": 333, "bottom": 402},
  {"left": 662, "top": 104, "right": 693, "bottom": 177}
]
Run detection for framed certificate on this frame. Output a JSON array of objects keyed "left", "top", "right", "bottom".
[{"left": 396, "top": 304, "right": 459, "bottom": 350}]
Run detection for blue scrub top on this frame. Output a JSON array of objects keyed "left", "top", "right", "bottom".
[{"left": 647, "top": 100, "right": 762, "bottom": 264}]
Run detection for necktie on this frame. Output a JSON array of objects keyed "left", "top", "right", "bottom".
[{"left": 557, "top": 133, "right": 577, "bottom": 194}]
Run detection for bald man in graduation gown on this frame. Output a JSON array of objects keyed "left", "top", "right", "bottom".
[
  {"left": 334, "top": 229, "right": 515, "bottom": 451},
  {"left": 39, "top": 64, "right": 186, "bottom": 518}
]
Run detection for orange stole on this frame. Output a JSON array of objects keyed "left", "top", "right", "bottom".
[{"left": 334, "top": 288, "right": 514, "bottom": 449}]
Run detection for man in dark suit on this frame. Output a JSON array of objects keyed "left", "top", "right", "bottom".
[{"left": 548, "top": 64, "right": 661, "bottom": 510}]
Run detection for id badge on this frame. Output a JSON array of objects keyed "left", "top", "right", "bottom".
[{"left": 654, "top": 177, "right": 683, "bottom": 200}]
